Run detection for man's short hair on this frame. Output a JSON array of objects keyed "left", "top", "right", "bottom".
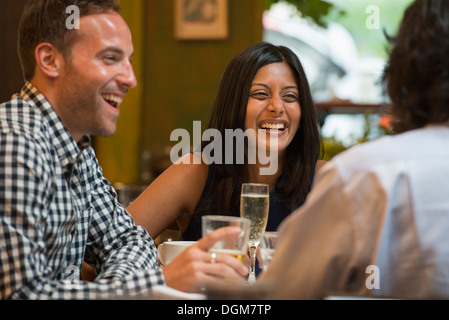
[{"left": 18, "top": 0, "right": 121, "bottom": 81}]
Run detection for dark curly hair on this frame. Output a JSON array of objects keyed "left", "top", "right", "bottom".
[{"left": 382, "top": 0, "right": 449, "bottom": 133}]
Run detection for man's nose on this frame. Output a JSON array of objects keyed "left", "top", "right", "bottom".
[{"left": 117, "top": 61, "right": 137, "bottom": 89}]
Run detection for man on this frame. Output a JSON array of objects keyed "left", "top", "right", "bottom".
[
  {"left": 259, "top": 0, "right": 449, "bottom": 300},
  {"left": 0, "top": 0, "right": 247, "bottom": 299}
]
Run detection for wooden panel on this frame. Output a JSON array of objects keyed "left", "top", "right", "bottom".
[
  {"left": 138, "top": 0, "right": 265, "bottom": 182},
  {"left": 95, "top": 0, "right": 145, "bottom": 184},
  {"left": 96, "top": 0, "right": 265, "bottom": 184},
  {"left": 0, "top": 0, "right": 28, "bottom": 102}
]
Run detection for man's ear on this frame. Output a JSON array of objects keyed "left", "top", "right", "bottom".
[{"left": 34, "top": 43, "right": 63, "bottom": 78}]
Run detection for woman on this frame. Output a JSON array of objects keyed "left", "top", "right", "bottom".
[{"left": 128, "top": 42, "right": 326, "bottom": 241}]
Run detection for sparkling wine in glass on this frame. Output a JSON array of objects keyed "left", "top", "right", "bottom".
[{"left": 240, "top": 183, "right": 269, "bottom": 283}]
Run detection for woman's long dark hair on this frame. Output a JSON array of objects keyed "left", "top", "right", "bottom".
[
  {"left": 382, "top": 0, "right": 449, "bottom": 133},
  {"left": 198, "top": 42, "right": 321, "bottom": 216}
]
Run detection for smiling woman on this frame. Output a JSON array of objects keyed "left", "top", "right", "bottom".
[
  {"left": 128, "top": 43, "right": 326, "bottom": 257},
  {"left": 245, "top": 62, "right": 301, "bottom": 157}
]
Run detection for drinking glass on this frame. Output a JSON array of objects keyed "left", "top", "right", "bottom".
[
  {"left": 202, "top": 215, "right": 251, "bottom": 263},
  {"left": 240, "top": 183, "right": 269, "bottom": 283},
  {"left": 259, "top": 231, "right": 279, "bottom": 271}
]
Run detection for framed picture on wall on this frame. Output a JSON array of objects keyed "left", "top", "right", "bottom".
[{"left": 174, "top": 0, "right": 228, "bottom": 40}]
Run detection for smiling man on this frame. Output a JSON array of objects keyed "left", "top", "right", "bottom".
[
  {"left": 0, "top": 0, "right": 249, "bottom": 300},
  {"left": 32, "top": 8, "right": 136, "bottom": 141}
]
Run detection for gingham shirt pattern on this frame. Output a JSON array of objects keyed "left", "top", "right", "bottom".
[{"left": 0, "top": 82, "right": 164, "bottom": 299}]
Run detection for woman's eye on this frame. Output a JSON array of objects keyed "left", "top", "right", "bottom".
[
  {"left": 283, "top": 94, "right": 298, "bottom": 102},
  {"left": 251, "top": 92, "right": 269, "bottom": 99}
]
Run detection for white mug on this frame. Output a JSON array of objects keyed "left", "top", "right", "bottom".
[{"left": 157, "top": 241, "right": 197, "bottom": 266}]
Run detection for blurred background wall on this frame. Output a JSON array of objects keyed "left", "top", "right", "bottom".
[
  {"left": 0, "top": 0, "right": 28, "bottom": 103},
  {"left": 0, "top": 0, "right": 265, "bottom": 186},
  {"left": 95, "top": 0, "right": 266, "bottom": 185},
  {"left": 0, "top": 0, "right": 413, "bottom": 188}
]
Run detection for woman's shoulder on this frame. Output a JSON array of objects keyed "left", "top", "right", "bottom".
[{"left": 164, "top": 152, "right": 210, "bottom": 183}]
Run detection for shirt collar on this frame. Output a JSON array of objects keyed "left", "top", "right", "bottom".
[{"left": 20, "top": 82, "right": 91, "bottom": 168}]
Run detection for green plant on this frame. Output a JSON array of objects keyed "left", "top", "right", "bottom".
[
  {"left": 267, "top": 0, "right": 341, "bottom": 27},
  {"left": 322, "top": 135, "right": 347, "bottom": 161},
  {"left": 321, "top": 110, "right": 392, "bottom": 160}
]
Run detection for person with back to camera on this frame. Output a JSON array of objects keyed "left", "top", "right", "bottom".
[
  {"left": 128, "top": 43, "right": 326, "bottom": 271},
  {"left": 0, "top": 0, "right": 248, "bottom": 300},
  {"left": 258, "top": 0, "right": 449, "bottom": 300}
]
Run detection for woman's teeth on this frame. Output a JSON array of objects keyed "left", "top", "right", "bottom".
[{"left": 260, "top": 123, "right": 286, "bottom": 131}]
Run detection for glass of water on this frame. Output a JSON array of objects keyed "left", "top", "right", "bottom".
[{"left": 259, "top": 231, "right": 279, "bottom": 272}]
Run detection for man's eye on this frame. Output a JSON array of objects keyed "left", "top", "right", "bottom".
[{"left": 104, "top": 55, "right": 118, "bottom": 63}]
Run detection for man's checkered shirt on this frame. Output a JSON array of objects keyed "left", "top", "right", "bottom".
[{"left": 0, "top": 82, "right": 165, "bottom": 299}]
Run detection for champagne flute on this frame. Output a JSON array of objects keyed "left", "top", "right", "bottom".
[{"left": 240, "top": 183, "right": 269, "bottom": 283}]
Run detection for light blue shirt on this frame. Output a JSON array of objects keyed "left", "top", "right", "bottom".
[{"left": 261, "top": 125, "right": 449, "bottom": 299}]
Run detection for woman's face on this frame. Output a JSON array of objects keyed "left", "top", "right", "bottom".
[{"left": 245, "top": 62, "right": 301, "bottom": 156}]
